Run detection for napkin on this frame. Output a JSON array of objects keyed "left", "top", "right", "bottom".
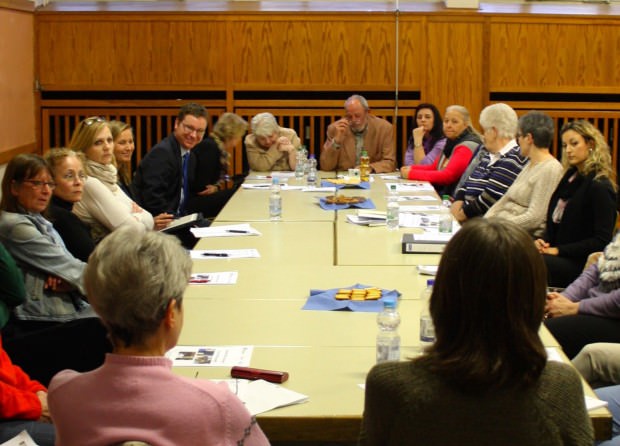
[
  {"left": 302, "top": 283, "right": 400, "bottom": 312},
  {"left": 321, "top": 180, "right": 371, "bottom": 189},
  {"left": 318, "top": 198, "right": 376, "bottom": 211}
]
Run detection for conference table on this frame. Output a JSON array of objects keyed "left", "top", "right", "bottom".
[{"left": 177, "top": 173, "right": 611, "bottom": 442}]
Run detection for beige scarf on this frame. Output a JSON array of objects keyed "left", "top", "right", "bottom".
[{"left": 86, "top": 160, "right": 118, "bottom": 193}]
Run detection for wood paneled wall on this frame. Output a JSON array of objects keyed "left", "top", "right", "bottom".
[
  {"left": 34, "top": 2, "right": 620, "bottom": 175},
  {"left": 0, "top": 0, "right": 35, "bottom": 164}
]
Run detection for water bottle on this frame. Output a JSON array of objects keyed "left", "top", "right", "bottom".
[
  {"left": 269, "top": 177, "right": 282, "bottom": 221},
  {"left": 376, "top": 299, "right": 401, "bottom": 363},
  {"left": 295, "top": 147, "right": 305, "bottom": 180},
  {"left": 386, "top": 184, "right": 399, "bottom": 230},
  {"left": 307, "top": 154, "right": 318, "bottom": 187},
  {"left": 360, "top": 150, "right": 370, "bottom": 182},
  {"left": 438, "top": 195, "right": 453, "bottom": 233},
  {"left": 419, "top": 279, "right": 435, "bottom": 348},
  {"left": 301, "top": 146, "right": 310, "bottom": 175}
]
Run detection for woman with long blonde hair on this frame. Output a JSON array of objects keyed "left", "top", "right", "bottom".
[{"left": 535, "top": 120, "right": 617, "bottom": 288}]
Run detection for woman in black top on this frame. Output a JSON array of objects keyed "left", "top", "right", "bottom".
[
  {"left": 44, "top": 149, "right": 95, "bottom": 261},
  {"left": 535, "top": 120, "right": 617, "bottom": 288}
]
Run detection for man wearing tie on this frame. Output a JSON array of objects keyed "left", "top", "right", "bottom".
[{"left": 134, "top": 102, "right": 208, "bottom": 218}]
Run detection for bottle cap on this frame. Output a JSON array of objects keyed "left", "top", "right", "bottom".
[
  {"left": 442, "top": 195, "right": 450, "bottom": 200},
  {"left": 383, "top": 299, "right": 397, "bottom": 309},
  {"left": 426, "top": 279, "right": 435, "bottom": 286},
  {"left": 309, "top": 154, "right": 315, "bottom": 159}
]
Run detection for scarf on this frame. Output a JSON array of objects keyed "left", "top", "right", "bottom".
[
  {"left": 86, "top": 160, "right": 118, "bottom": 192},
  {"left": 598, "top": 233, "right": 620, "bottom": 292}
]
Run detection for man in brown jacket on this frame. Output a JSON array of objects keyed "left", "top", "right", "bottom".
[{"left": 321, "top": 95, "right": 396, "bottom": 173}]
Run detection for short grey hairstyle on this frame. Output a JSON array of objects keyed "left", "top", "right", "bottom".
[
  {"left": 251, "top": 112, "right": 280, "bottom": 138},
  {"left": 479, "top": 103, "right": 519, "bottom": 139},
  {"left": 518, "top": 111, "right": 554, "bottom": 149},
  {"left": 84, "top": 226, "right": 192, "bottom": 348},
  {"left": 345, "top": 94, "right": 369, "bottom": 111},
  {"left": 445, "top": 105, "right": 472, "bottom": 126}
]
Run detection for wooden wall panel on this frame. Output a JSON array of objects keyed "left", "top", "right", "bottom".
[
  {"left": 397, "top": 16, "right": 425, "bottom": 93},
  {"left": 425, "top": 18, "right": 485, "bottom": 126},
  {"left": 231, "top": 16, "right": 396, "bottom": 90},
  {"left": 0, "top": 5, "right": 35, "bottom": 160},
  {"left": 37, "top": 19, "right": 227, "bottom": 90},
  {"left": 489, "top": 19, "right": 620, "bottom": 93}
]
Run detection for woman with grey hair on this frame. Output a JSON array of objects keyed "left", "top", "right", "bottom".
[
  {"left": 451, "top": 103, "right": 528, "bottom": 222},
  {"left": 48, "top": 227, "right": 269, "bottom": 446},
  {"left": 401, "top": 105, "right": 482, "bottom": 197},
  {"left": 244, "top": 112, "right": 301, "bottom": 171},
  {"left": 485, "top": 111, "right": 563, "bottom": 237}
]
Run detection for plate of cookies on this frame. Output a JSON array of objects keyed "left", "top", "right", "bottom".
[
  {"left": 302, "top": 283, "right": 401, "bottom": 312},
  {"left": 319, "top": 196, "right": 375, "bottom": 210}
]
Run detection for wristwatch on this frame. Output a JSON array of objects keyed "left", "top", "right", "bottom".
[{"left": 330, "top": 138, "right": 341, "bottom": 149}]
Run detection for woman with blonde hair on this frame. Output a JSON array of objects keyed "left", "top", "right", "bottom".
[
  {"left": 108, "top": 120, "right": 135, "bottom": 199},
  {"left": 535, "top": 120, "right": 617, "bottom": 288},
  {"left": 44, "top": 148, "right": 94, "bottom": 262},
  {"left": 68, "top": 117, "right": 157, "bottom": 241},
  {"left": 187, "top": 113, "right": 248, "bottom": 218}
]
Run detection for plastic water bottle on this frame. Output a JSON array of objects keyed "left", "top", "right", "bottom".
[
  {"left": 386, "top": 184, "right": 399, "bottom": 230},
  {"left": 307, "top": 154, "right": 318, "bottom": 187},
  {"left": 295, "top": 147, "right": 305, "bottom": 180},
  {"left": 419, "top": 279, "right": 435, "bottom": 348},
  {"left": 269, "top": 177, "right": 282, "bottom": 220},
  {"left": 301, "top": 146, "right": 310, "bottom": 175},
  {"left": 376, "top": 299, "right": 401, "bottom": 363},
  {"left": 439, "top": 194, "right": 453, "bottom": 233},
  {"left": 360, "top": 150, "right": 370, "bottom": 182}
]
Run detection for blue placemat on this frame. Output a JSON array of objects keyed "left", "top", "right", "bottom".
[
  {"left": 302, "top": 283, "right": 400, "bottom": 312},
  {"left": 321, "top": 180, "right": 371, "bottom": 189},
  {"left": 318, "top": 198, "right": 376, "bottom": 210}
]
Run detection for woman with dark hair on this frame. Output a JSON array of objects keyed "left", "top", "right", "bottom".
[
  {"left": 0, "top": 154, "right": 109, "bottom": 385},
  {"left": 359, "top": 218, "right": 592, "bottom": 445},
  {"left": 400, "top": 105, "right": 482, "bottom": 197},
  {"left": 535, "top": 119, "right": 617, "bottom": 288},
  {"left": 403, "top": 103, "right": 446, "bottom": 166}
]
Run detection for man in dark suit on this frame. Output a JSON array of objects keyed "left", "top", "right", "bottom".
[
  {"left": 134, "top": 102, "right": 208, "bottom": 216},
  {"left": 133, "top": 102, "right": 209, "bottom": 247}
]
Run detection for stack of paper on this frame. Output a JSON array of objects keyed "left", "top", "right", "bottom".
[
  {"left": 224, "top": 379, "right": 309, "bottom": 415},
  {"left": 346, "top": 210, "right": 387, "bottom": 226}
]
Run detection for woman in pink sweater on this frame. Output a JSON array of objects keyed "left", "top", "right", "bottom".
[{"left": 48, "top": 228, "right": 269, "bottom": 446}]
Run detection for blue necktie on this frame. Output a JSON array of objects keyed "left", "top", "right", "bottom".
[{"left": 180, "top": 152, "right": 189, "bottom": 215}]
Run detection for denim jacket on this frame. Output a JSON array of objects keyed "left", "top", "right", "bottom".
[{"left": 0, "top": 211, "right": 92, "bottom": 322}]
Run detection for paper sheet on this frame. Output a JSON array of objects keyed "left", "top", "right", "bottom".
[
  {"left": 190, "top": 249, "right": 260, "bottom": 260},
  {"left": 215, "top": 379, "right": 309, "bottom": 415},
  {"left": 0, "top": 431, "right": 38, "bottom": 446},
  {"left": 385, "top": 182, "right": 435, "bottom": 192},
  {"left": 189, "top": 271, "right": 238, "bottom": 284},
  {"left": 191, "top": 224, "right": 261, "bottom": 238},
  {"left": 167, "top": 345, "right": 252, "bottom": 367}
]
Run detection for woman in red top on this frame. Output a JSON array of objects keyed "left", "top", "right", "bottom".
[
  {"left": 401, "top": 105, "right": 482, "bottom": 197},
  {"left": 0, "top": 243, "right": 55, "bottom": 445}
]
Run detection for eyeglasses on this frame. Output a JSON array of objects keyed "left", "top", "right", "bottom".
[
  {"left": 180, "top": 122, "right": 206, "bottom": 136},
  {"left": 83, "top": 117, "right": 106, "bottom": 126},
  {"left": 23, "top": 180, "right": 56, "bottom": 190},
  {"left": 62, "top": 172, "right": 87, "bottom": 182}
]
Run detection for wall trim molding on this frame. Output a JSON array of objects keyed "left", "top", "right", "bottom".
[
  {"left": 0, "top": 0, "right": 34, "bottom": 13},
  {"left": 0, "top": 143, "right": 37, "bottom": 165}
]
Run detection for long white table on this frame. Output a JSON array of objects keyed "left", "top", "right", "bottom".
[{"left": 178, "top": 172, "right": 611, "bottom": 442}]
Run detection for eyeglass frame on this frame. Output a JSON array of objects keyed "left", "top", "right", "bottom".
[
  {"left": 180, "top": 121, "right": 206, "bottom": 136},
  {"left": 21, "top": 179, "right": 57, "bottom": 190}
]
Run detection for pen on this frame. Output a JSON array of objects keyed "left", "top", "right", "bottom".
[
  {"left": 190, "top": 279, "right": 210, "bottom": 284},
  {"left": 202, "top": 252, "right": 229, "bottom": 257},
  {"left": 226, "top": 229, "right": 249, "bottom": 234}
]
